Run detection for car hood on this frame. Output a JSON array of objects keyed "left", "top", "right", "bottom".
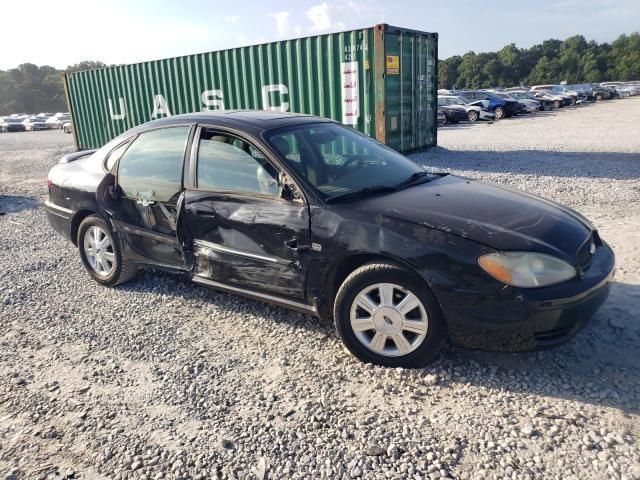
[
  {"left": 468, "top": 100, "right": 489, "bottom": 108},
  {"left": 359, "top": 175, "right": 593, "bottom": 263}
]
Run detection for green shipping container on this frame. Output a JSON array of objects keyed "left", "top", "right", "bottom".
[{"left": 64, "top": 24, "right": 438, "bottom": 153}]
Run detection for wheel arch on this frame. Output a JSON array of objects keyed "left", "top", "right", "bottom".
[
  {"left": 70, "top": 209, "right": 98, "bottom": 246},
  {"left": 319, "top": 252, "right": 433, "bottom": 322}
]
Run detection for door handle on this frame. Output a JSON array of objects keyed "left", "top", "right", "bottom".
[
  {"left": 191, "top": 206, "right": 216, "bottom": 217},
  {"left": 284, "top": 239, "right": 309, "bottom": 252}
]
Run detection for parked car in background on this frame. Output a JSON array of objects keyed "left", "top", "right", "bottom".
[
  {"left": 0, "top": 118, "right": 6, "bottom": 133},
  {"left": 491, "top": 91, "right": 541, "bottom": 113},
  {"left": 4, "top": 118, "right": 27, "bottom": 132},
  {"left": 601, "top": 83, "right": 633, "bottom": 97},
  {"left": 507, "top": 90, "right": 554, "bottom": 111},
  {"left": 46, "top": 113, "right": 71, "bottom": 129},
  {"left": 459, "top": 90, "right": 519, "bottom": 119},
  {"left": 44, "top": 111, "right": 615, "bottom": 367},
  {"left": 566, "top": 84, "right": 597, "bottom": 101},
  {"left": 529, "top": 90, "right": 571, "bottom": 109},
  {"left": 531, "top": 85, "right": 583, "bottom": 104},
  {"left": 598, "top": 85, "right": 620, "bottom": 99},
  {"left": 437, "top": 110, "right": 447, "bottom": 127},
  {"left": 23, "top": 117, "right": 50, "bottom": 131},
  {"left": 438, "top": 95, "right": 495, "bottom": 122},
  {"left": 438, "top": 103, "right": 470, "bottom": 124}
]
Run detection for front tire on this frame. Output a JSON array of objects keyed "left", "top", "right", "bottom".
[
  {"left": 494, "top": 106, "right": 505, "bottom": 120},
  {"left": 77, "top": 214, "right": 138, "bottom": 287},
  {"left": 467, "top": 110, "right": 479, "bottom": 122},
  {"left": 333, "top": 262, "right": 447, "bottom": 367}
]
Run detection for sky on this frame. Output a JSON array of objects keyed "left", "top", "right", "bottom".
[{"left": 2, "top": 0, "right": 639, "bottom": 70}]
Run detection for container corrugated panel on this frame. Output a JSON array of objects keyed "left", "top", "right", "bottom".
[{"left": 64, "top": 24, "right": 437, "bottom": 153}]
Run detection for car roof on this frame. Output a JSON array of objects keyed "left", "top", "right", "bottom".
[{"left": 143, "top": 110, "right": 334, "bottom": 134}]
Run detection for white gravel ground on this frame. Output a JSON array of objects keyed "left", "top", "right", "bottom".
[{"left": 1, "top": 99, "right": 639, "bottom": 480}]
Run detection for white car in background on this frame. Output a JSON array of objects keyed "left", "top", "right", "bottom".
[
  {"left": 45, "top": 112, "right": 71, "bottom": 129},
  {"left": 438, "top": 95, "right": 495, "bottom": 122},
  {"left": 22, "top": 116, "right": 49, "bottom": 131}
]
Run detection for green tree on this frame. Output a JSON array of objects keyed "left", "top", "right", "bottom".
[
  {"left": 437, "top": 32, "right": 639, "bottom": 88},
  {"left": 438, "top": 56, "right": 462, "bottom": 89},
  {"left": 0, "top": 60, "right": 105, "bottom": 115}
]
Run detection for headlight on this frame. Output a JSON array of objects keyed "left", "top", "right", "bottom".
[{"left": 478, "top": 252, "right": 576, "bottom": 288}]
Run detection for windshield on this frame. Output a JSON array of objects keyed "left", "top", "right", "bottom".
[{"left": 265, "top": 123, "right": 424, "bottom": 200}]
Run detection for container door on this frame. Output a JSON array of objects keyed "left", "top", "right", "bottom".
[{"left": 384, "top": 32, "right": 437, "bottom": 152}]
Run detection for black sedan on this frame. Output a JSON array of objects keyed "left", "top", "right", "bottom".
[
  {"left": 438, "top": 105, "right": 468, "bottom": 124},
  {"left": 45, "top": 112, "right": 615, "bottom": 367}
]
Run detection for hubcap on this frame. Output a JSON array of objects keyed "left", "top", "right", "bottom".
[
  {"left": 83, "top": 226, "right": 115, "bottom": 277},
  {"left": 350, "top": 283, "right": 429, "bottom": 357}
]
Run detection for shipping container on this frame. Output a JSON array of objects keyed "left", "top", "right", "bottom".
[{"left": 64, "top": 24, "right": 438, "bottom": 153}]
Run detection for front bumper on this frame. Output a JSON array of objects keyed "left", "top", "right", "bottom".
[
  {"left": 479, "top": 111, "right": 495, "bottom": 120},
  {"left": 438, "top": 244, "right": 615, "bottom": 352}
]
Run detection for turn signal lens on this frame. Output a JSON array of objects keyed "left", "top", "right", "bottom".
[
  {"left": 478, "top": 255, "right": 513, "bottom": 284},
  {"left": 47, "top": 178, "right": 53, "bottom": 189},
  {"left": 478, "top": 252, "right": 577, "bottom": 288}
]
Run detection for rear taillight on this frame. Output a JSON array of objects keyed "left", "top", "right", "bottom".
[{"left": 47, "top": 178, "right": 52, "bottom": 189}]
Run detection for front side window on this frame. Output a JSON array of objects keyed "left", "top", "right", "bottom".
[
  {"left": 197, "top": 131, "right": 280, "bottom": 197},
  {"left": 266, "top": 123, "right": 424, "bottom": 200},
  {"left": 117, "top": 126, "right": 189, "bottom": 204}
]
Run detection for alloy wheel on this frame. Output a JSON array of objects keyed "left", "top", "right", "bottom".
[
  {"left": 349, "top": 283, "right": 429, "bottom": 357},
  {"left": 83, "top": 226, "right": 115, "bottom": 277}
]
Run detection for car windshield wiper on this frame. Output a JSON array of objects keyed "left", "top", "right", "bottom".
[
  {"left": 395, "top": 170, "right": 432, "bottom": 189},
  {"left": 326, "top": 185, "right": 397, "bottom": 203}
]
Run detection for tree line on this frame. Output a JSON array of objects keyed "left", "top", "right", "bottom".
[
  {"left": 0, "top": 61, "right": 106, "bottom": 115},
  {"left": 439, "top": 32, "right": 640, "bottom": 90}
]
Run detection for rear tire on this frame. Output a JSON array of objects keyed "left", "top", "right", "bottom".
[
  {"left": 77, "top": 214, "right": 138, "bottom": 287},
  {"left": 333, "top": 262, "right": 447, "bottom": 368}
]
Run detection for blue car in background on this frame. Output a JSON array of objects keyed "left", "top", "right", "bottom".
[{"left": 458, "top": 90, "right": 520, "bottom": 119}]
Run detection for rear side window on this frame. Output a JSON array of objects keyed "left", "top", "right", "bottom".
[
  {"left": 105, "top": 141, "right": 131, "bottom": 171},
  {"left": 197, "top": 131, "right": 280, "bottom": 197},
  {"left": 117, "top": 127, "right": 189, "bottom": 203}
]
